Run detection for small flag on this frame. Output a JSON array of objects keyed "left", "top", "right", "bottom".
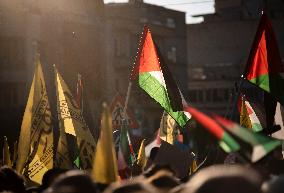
[
  {"left": 240, "top": 95, "right": 253, "bottom": 129},
  {"left": 54, "top": 65, "right": 96, "bottom": 170},
  {"left": 16, "top": 55, "right": 54, "bottom": 184},
  {"left": 92, "top": 103, "right": 118, "bottom": 184},
  {"left": 131, "top": 26, "right": 190, "bottom": 128},
  {"left": 190, "top": 159, "right": 197, "bottom": 174},
  {"left": 215, "top": 115, "right": 281, "bottom": 162},
  {"left": 137, "top": 139, "right": 147, "bottom": 170},
  {"left": 159, "top": 111, "right": 178, "bottom": 145},
  {"left": 238, "top": 95, "right": 263, "bottom": 132},
  {"left": 3, "top": 136, "right": 12, "bottom": 167},
  {"left": 184, "top": 106, "right": 240, "bottom": 153},
  {"left": 119, "top": 123, "right": 136, "bottom": 166},
  {"left": 244, "top": 13, "right": 284, "bottom": 106}
]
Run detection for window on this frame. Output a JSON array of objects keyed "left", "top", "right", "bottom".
[
  {"left": 0, "top": 83, "right": 20, "bottom": 108},
  {"left": 197, "top": 90, "right": 204, "bottom": 102},
  {"left": 0, "top": 37, "right": 26, "bottom": 71},
  {"left": 115, "top": 33, "right": 130, "bottom": 57},
  {"left": 166, "top": 18, "right": 176, "bottom": 28},
  {"left": 188, "top": 90, "right": 197, "bottom": 102},
  {"left": 205, "top": 89, "right": 213, "bottom": 102},
  {"left": 167, "top": 46, "right": 177, "bottom": 63}
]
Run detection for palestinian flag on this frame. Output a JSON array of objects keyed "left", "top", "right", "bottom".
[
  {"left": 184, "top": 106, "right": 240, "bottom": 153},
  {"left": 184, "top": 106, "right": 281, "bottom": 162},
  {"left": 244, "top": 13, "right": 284, "bottom": 106},
  {"left": 239, "top": 95, "right": 253, "bottom": 129},
  {"left": 119, "top": 126, "right": 136, "bottom": 166},
  {"left": 214, "top": 115, "right": 281, "bottom": 162},
  {"left": 238, "top": 95, "right": 263, "bottom": 132},
  {"left": 117, "top": 124, "right": 136, "bottom": 179},
  {"left": 131, "top": 26, "right": 190, "bottom": 127}
]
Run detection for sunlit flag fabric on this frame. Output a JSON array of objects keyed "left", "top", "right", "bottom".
[
  {"left": 54, "top": 65, "right": 96, "bottom": 170},
  {"left": 131, "top": 26, "right": 190, "bottom": 128},
  {"left": 92, "top": 103, "right": 118, "bottom": 184},
  {"left": 16, "top": 56, "right": 53, "bottom": 184},
  {"left": 159, "top": 111, "right": 179, "bottom": 145},
  {"left": 244, "top": 13, "right": 284, "bottom": 106},
  {"left": 214, "top": 115, "right": 281, "bottom": 162},
  {"left": 3, "top": 136, "right": 12, "bottom": 167}
]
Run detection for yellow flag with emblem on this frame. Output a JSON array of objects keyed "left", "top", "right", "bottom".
[
  {"left": 137, "top": 139, "right": 147, "bottom": 170},
  {"left": 159, "top": 111, "right": 178, "bottom": 145},
  {"left": 3, "top": 136, "right": 12, "bottom": 167},
  {"left": 92, "top": 103, "right": 118, "bottom": 184},
  {"left": 240, "top": 96, "right": 252, "bottom": 129},
  {"left": 54, "top": 65, "right": 96, "bottom": 170},
  {"left": 16, "top": 55, "right": 53, "bottom": 184}
]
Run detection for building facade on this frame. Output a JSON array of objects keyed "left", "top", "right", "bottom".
[
  {"left": 187, "top": 0, "right": 284, "bottom": 116},
  {"left": 0, "top": 0, "right": 105, "bottom": 143},
  {"left": 0, "top": 0, "right": 188, "bottom": 143}
]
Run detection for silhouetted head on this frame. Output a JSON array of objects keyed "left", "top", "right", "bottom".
[
  {"left": 181, "top": 165, "right": 262, "bottom": 193},
  {"left": 145, "top": 169, "right": 180, "bottom": 192},
  {"left": 104, "top": 178, "right": 156, "bottom": 193},
  {"left": 43, "top": 170, "right": 97, "bottom": 193},
  {"left": 149, "top": 147, "right": 159, "bottom": 162},
  {"left": 144, "top": 164, "right": 175, "bottom": 178},
  {"left": 262, "top": 175, "right": 284, "bottom": 193},
  {"left": 41, "top": 168, "right": 68, "bottom": 190},
  {"left": 0, "top": 166, "right": 26, "bottom": 193}
]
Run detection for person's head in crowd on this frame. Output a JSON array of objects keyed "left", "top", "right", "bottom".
[
  {"left": 262, "top": 175, "right": 284, "bottom": 193},
  {"left": 0, "top": 166, "right": 26, "bottom": 193},
  {"left": 145, "top": 169, "right": 180, "bottom": 192},
  {"left": 26, "top": 168, "right": 68, "bottom": 193},
  {"left": 104, "top": 178, "right": 156, "bottom": 193},
  {"left": 252, "top": 146, "right": 284, "bottom": 178},
  {"left": 180, "top": 164, "right": 262, "bottom": 193},
  {"left": 41, "top": 168, "right": 68, "bottom": 190},
  {"left": 0, "top": 191, "right": 16, "bottom": 193},
  {"left": 43, "top": 170, "right": 97, "bottom": 193},
  {"left": 143, "top": 164, "right": 175, "bottom": 178},
  {"left": 145, "top": 147, "right": 160, "bottom": 170},
  {"left": 132, "top": 162, "right": 143, "bottom": 177}
]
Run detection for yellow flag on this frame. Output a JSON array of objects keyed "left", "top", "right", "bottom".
[
  {"left": 240, "top": 96, "right": 252, "bottom": 129},
  {"left": 55, "top": 126, "right": 73, "bottom": 169},
  {"left": 190, "top": 159, "right": 198, "bottom": 174},
  {"left": 159, "top": 111, "right": 178, "bottom": 145},
  {"left": 16, "top": 55, "right": 53, "bottom": 184},
  {"left": 12, "top": 140, "right": 18, "bottom": 167},
  {"left": 3, "top": 136, "right": 12, "bottom": 167},
  {"left": 54, "top": 65, "right": 96, "bottom": 169},
  {"left": 137, "top": 139, "right": 147, "bottom": 170},
  {"left": 92, "top": 103, "right": 118, "bottom": 184}
]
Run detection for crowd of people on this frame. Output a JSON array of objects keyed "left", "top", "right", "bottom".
[{"left": 1, "top": 147, "right": 284, "bottom": 193}]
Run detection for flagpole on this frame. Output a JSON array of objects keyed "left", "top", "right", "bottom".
[
  {"left": 229, "top": 77, "right": 245, "bottom": 120},
  {"left": 123, "top": 81, "right": 133, "bottom": 119}
]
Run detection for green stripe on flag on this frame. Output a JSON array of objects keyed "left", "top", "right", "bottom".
[
  {"left": 139, "top": 72, "right": 189, "bottom": 127},
  {"left": 249, "top": 74, "right": 270, "bottom": 93},
  {"left": 221, "top": 132, "right": 240, "bottom": 152}
]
